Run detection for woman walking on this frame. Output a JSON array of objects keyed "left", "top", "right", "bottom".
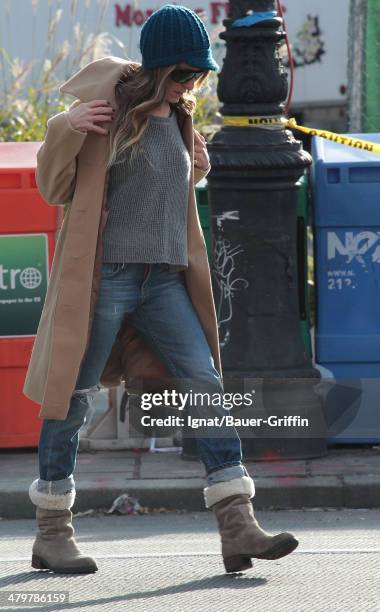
[{"left": 24, "top": 4, "right": 298, "bottom": 575}]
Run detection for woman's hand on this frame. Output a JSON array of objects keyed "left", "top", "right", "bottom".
[
  {"left": 193, "top": 129, "right": 210, "bottom": 171},
  {"left": 66, "top": 99, "right": 115, "bottom": 135}
]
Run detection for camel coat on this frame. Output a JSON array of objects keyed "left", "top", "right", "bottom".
[{"left": 23, "top": 56, "right": 222, "bottom": 420}]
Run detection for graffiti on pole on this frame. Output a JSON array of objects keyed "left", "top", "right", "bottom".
[{"left": 212, "top": 237, "right": 249, "bottom": 348}]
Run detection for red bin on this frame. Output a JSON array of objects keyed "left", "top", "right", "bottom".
[{"left": 0, "top": 143, "right": 63, "bottom": 448}]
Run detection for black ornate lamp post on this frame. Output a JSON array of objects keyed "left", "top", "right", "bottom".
[{"left": 207, "top": 0, "right": 327, "bottom": 459}]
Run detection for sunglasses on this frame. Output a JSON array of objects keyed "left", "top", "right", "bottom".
[{"left": 170, "top": 68, "right": 207, "bottom": 83}]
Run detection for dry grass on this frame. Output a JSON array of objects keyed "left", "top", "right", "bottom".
[{"left": 0, "top": 0, "right": 134, "bottom": 141}]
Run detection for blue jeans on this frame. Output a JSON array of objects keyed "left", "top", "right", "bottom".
[{"left": 37, "top": 263, "right": 247, "bottom": 496}]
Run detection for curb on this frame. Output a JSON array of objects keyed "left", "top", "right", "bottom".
[{"left": 2, "top": 475, "right": 380, "bottom": 519}]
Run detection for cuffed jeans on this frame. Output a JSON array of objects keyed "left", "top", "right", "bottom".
[{"left": 36, "top": 263, "right": 248, "bottom": 498}]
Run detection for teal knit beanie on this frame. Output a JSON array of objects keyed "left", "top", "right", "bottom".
[{"left": 139, "top": 4, "right": 219, "bottom": 71}]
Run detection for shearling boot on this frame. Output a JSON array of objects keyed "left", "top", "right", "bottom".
[
  {"left": 204, "top": 476, "right": 298, "bottom": 573},
  {"left": 29, "top": 479, "right": 98, "bottom": 574}
]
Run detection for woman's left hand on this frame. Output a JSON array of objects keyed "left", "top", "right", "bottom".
[{"left": 193, "top": 129, "right": 210, "bottom": 171}]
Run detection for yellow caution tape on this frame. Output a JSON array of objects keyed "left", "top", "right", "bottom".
[
  {"left": 222, "top": 115, "right": 380, "bottom": 154},
  {"left": 223, "top": 115, "right": 284, "bottom": 127}
]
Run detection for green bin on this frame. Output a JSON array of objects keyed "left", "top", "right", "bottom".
[
  {"left": 195, "top": 183, "right": 212, "bottom": 259},
  {"left": 297, "top": 173, "right": 313, "bottom": 358}
]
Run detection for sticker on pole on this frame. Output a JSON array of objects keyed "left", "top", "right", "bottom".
[{"left": 0, "top": 234, "right": 48, "bottom": 337}]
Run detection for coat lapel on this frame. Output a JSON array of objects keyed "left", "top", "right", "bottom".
[{"left": 60, "top": 56, "right": 133, "bottom": 107}]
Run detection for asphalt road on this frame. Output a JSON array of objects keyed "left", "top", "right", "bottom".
[{"left": 0, "top": 509, "right": 379, "bottom": 611}]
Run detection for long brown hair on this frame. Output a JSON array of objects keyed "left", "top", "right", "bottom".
[{"left": 106, "top": 62, "right": 210, "bottom": 170}]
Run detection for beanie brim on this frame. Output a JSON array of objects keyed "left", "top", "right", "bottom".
[{"left": 142, "top": 47, "right": 219, "bottom": 72}]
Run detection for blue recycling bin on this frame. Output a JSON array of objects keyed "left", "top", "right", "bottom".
[{"left": 312, "top": 133, "right": 380, "bottom": 444}]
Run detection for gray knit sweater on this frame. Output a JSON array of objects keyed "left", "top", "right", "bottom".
[{"left": 102, "top": 107, "right": 191, "bottom": 270}]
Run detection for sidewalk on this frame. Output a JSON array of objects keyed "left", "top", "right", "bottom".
[{"left": 1, "top": 445, "right": 380, "bottom": 518}]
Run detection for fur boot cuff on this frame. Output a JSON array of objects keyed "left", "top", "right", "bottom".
[
  {"left": 29, "top": 479, "right": 76, "bottom": 510},
  {"left": 204, "top": 476, "right": 255, "bottom": 509}
]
